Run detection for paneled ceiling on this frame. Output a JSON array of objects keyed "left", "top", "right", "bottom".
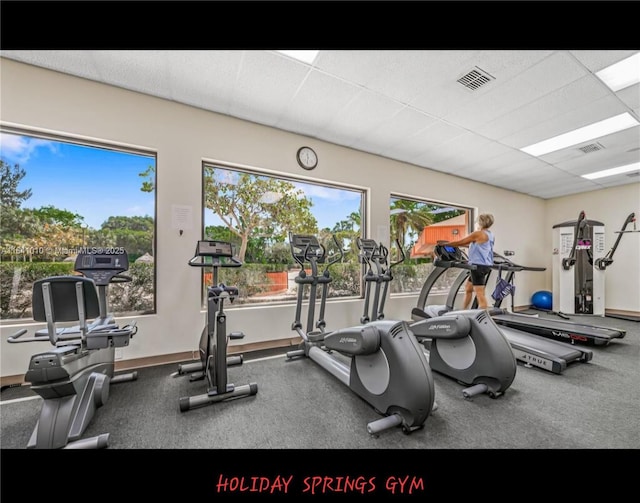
[{"left": 1, "top": 49, "right": 639, "bottom": 199}]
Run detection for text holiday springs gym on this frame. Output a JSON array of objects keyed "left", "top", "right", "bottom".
[{"left": 214, "top": 473, "right": 425, "bottom": 496}]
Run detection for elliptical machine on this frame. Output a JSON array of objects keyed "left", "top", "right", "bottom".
[
  {"left": 356, "top": 237, "right": 404, "bottom": 324},
  {"left": 409, "top": 244, "right": 517, "bottom": 399},
  {"left": 173, "top": 240, "right": 258, "bottom": 412},
  {"left": 286, "top": 233, "right": 435, "bottom": 436},
  {"left": 7, "top": 249, "right": 138, "bottom": 449}
]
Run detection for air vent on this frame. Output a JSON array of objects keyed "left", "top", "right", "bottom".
[
  {"left": 457, "top": 66, "right": 495, "bottom": 91},
  {"left": 578, "top": 142, "right": 605, "bottom": 154},
  {"left": 627, "top": 147, "right": 640, "bottom": 153},
  {"left": 627, "top": 171, "right": 640, "bottom": 177}
]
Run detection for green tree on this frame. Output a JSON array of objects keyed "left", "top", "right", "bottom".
[
  {"left": 95, "top": 216, "right": 154, "bottom": 258},
  {"left": 138, "top": 165, "right": 155, "bottom": 193},
  {"left": 332, "top": 210, "right": 362, "bottom": 263},
  {"left": 1, "top": 204, "right": 87, "bottom": 261},
  {"left": 0, "top": 159, "right": 32, "bottom": 208},
  {"left": 32, "top": 205, "right": 84, "bottom": 228},
  {"left": 204, "top": 167, "right": 317, "bottom": 262},
  {"left": 390, "top": 199, "right": 434, "bottom": 253},
  {"left": 137, "top": 165, "right": 156, "bottom": 257},
  {"left": 101, "top": 215, "right": 154, "bottom": 232},
  {"left": 1, "top": 159, "right": 34, "bottom": 253}
]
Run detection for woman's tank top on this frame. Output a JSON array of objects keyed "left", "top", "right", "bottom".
[{"left": 468, "top": 230, "right": 494, "bottom": 266}]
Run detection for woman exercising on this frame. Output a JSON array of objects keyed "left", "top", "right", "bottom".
[{"left": 443, "top": 213, "right": 495, "bottom": 309}]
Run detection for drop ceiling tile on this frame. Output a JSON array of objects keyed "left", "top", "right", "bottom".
[
  {"left": 228, "top": 51, "right": 310, "bottom": 126},
  {"left": 617, "top": 83, "right": 640, "bottom": 110},
  {"left": 444, "top": 52, "right": 590, "bottom": 131},
  {"left": 478, "top": 75, "right": 611, "bottom": 141},
  {"left": 553, "top": 129, "right": 640, "bottom": 175},
  {"left": 362, "top": 50, "right": 481, "bottom": 103},
  {"left": 350, "top": 107, "right": 438, "bottom": 154},
  {"left": 570, "top": 50, "right": 638, "bottom": 72},
  {"left": 382, "top": 120, "right": 468, "bottom": 162},
  {"left": 1, "top": 50, "right": 101, "bottom": 80},
  {"left": 322, "top": 89, "right": 405, "bottom": 146},
  {"left": 539, "top": 123, "right": 640, "bottom": 165},
  {"left": 276, "top": 69, "right": 361, "bottom": 135},
  {"left": 2, "top": 49, "right": 639, "bottom": 200},
  {"left": 503, "top": 94, "right": 632, "bottom": 150},
  {"left": 88, "top": 50, "right": 172, "bottom": 100},
  {"left": 165, "top": 50, "right": 243, "bottom": 114}
]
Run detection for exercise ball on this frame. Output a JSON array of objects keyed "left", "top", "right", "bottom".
[{"left": 531, "top": 290, "right": 552, "bottom": 310}]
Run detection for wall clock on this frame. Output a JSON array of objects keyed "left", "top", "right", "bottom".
[{"left": 296, "top": 146, "right": 318, "bottom": 170}]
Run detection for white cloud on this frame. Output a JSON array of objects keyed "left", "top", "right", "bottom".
[
  {"left": 293, "top": 181, "right": 360, "bottom": 201},
  {"left": 0, "top": 133, "right": 59, "bottom": 164}
]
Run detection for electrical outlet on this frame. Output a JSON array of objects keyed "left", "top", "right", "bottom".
[{"left": 115, "top": 348, "right": 123, "bottom": 361}]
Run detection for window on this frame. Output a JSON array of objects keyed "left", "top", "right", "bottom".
[
  {"left": 201, "top": 164, "right": 365, "bottom": 305},
  {"left": 389, "top": 196, "right": 472, "bottom": 295},
  {"left": 0, "top": 129, "right": 156, "bottom": 320}
]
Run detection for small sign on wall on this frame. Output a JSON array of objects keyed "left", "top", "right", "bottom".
[{"left": 172, "top": 204, "right": 193, "bottom": 234}]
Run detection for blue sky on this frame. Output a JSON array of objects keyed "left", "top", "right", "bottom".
[
  {"left": 1, "top": 132, "right": 155, "bottom": 229},
  {"left": 1, "top": 132, "right": 361, "bottom": 231}
]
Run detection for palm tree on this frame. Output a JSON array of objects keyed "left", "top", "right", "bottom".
[{"left": 390, "top": 199, "right": 433, "bottom": 254}]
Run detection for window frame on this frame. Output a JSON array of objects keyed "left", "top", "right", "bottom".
[
  {"left": 0, "top": 125, "right": 158, "bottom": 320},
  {"left": 200, "top": 160, "right": 368, "bottom": 308},
  {"left": 388, "top": 193, "right": 475, "bottom": 298}
]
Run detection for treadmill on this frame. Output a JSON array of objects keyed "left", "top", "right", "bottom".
[
  {"left": 486, "top": 253, "right": 626, "bottom": 347},
  {"left": 490, "top": 310, "right": 625, "bottom": 347},
  {"left": 412, "top": 244, "right": 593, "bottom": 374}
]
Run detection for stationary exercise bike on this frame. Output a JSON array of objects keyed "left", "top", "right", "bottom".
[
  {"left": 173, "top": 240, "right": 258, "bottom": 412},
  {"left": 286, "top": 233, "right": 435, "bottom": 436},
  {"left": 7, "top": 250, "right": 138, "bottom": 449},
  {"left": 409, "top": 244, "right": 517, "bottom": 399}
]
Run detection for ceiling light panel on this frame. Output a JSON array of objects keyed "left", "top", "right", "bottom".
[
  {"left": 581, "top": 162, "right": 640, "bottom": 180},
  {"left": 520, "top": 112, "right": 640, "bottom": 157},
  {"left": 596, "top": 52, "right": 640, "bottom": 92},
  {"left": 276, "top": 50, "right": 319, "bottom": 65}
]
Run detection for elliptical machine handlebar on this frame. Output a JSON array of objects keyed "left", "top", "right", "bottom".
[
  {"left": 289, "top": 233, "right": 343, "bottom": 276},
  {"left": 389, "top": 238, "right": 406, "bottom": 269},
  {"left": 321, "top": 234, "right": 344, "bottom": 269},
  {"left": 357, "top": 238, "right": 405, "bottom": 270}
]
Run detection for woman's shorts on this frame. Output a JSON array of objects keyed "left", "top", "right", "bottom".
[{"left": 469, "top": 265, "right": 492, "bottom": 285}]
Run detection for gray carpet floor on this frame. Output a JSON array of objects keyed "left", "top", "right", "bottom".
[
  {"left": 2, "top": 311, "right": 638, "bottom": 499},
  {"left": 2, "top": 311, "right": 638, "bottom": 450}
]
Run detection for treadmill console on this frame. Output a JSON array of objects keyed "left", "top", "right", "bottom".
[{"left": 434, "top": 244, "right": 464, "bottom": 262}]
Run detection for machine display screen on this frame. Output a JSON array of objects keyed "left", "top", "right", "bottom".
[{"left": 444, "top": 246, "right": 456, "bottom": 253}]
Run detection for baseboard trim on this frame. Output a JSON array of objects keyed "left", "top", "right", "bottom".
[
  {"left": 605, "top": 308, "right": 640, "bottom": 317},
  {"left": 1, "top": 336, "right": 302, "bottom": 387}
]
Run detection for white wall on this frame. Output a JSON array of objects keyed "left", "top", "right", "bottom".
[{"left": 1, "top": 58, "right": 631, "bottom": 378}]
